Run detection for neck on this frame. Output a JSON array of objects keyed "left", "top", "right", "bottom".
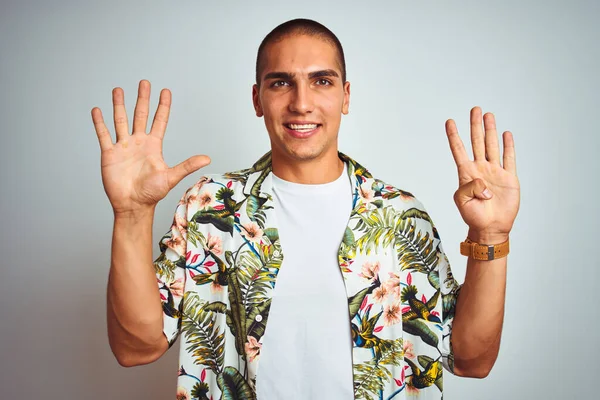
[{"left": 271, "top": 147, "right": 344, "bottom": 184}]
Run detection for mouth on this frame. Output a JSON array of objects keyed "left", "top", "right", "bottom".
[{"left": 283, "top": 122, "right": 322, "bottom": 138}]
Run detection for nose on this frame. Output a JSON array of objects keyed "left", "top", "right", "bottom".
[{"left": 288, "top": 82, "right": 314, "bottom": 114}]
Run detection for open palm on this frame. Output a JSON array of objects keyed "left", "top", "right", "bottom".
[
  {"left": 91, "top": 80, "right": 210, "bottom": 214},
  {"left": 446, "top": 107, "right": 520, "bottom": 239}
]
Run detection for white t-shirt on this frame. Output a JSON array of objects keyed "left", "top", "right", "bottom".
[{"left": 256, "top": 164, "right": 354, "bottom": 399}]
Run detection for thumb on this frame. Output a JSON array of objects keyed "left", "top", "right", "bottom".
[
  {"left": 453, "top": 178, "right": 492, "bottom": 206},
  {"left": 168, "top": 155, "right": 211, "bottom": 189}
]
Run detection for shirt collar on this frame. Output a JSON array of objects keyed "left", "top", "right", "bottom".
[{"left": 239, "top": 151, "right": 373, "bottom": 202}]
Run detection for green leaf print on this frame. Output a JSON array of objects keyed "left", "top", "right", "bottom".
[
  {"left": 246, "top": 194, "right": 268, "bottom": 229},
  {"left": 355, "top": 207, "right": 398, "bottom": 254},
  {"left": 217, "top": 366, "right": 256, "bottom": 400},
  {"left": 353, "top": 361, "right": 387, "bottom": 399},
  {"left": 192, "top": 208, "right": 235, "bottom": 235},
  {"left": 237, "top": 240, "right": 281, "bottom": 340},
  {"left": 226, "top": 269, "right": 247, "bottom": 358},
  {"left": 153, "top": 253, "right": 180, "bottom": 282},
  {"left": 428, "top": 269, "right": 440, "bottom": 290},
  {"left": 348, "top": 286, "right": 371, "bottom": 321},
  {"left": 181, "top": 292, "right": 226, "bottom": 375},
  {"left": 399, "top": 207, "right": 433, "bottom": 224},
  {"left": 245, "top": 298, "right": 271, "bottom": 339},
  {"left": 203, "top": 301, "right": 228, "bottom": 314},
  {"left": 263, "top": 227, "right": 279, "bottom": 244},
  {"left": 342, "top": 226, "right": 355, "bottom": 247},
  {"left": 191, "top": 381, "right": 210, "bottom": 400},
  {"left": 403, "top": 319, "right": 439, "bottom": 349},
  {"left": 187, "top": 220, "right": 207, "bottom": 249},
  {"left": 352, "top": 339, "right": 403, "bottom": 399},
  {"left": 395, "top": 218, "right": 438, "bottom": 274}
]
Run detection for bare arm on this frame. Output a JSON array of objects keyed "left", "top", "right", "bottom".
[
  {"left": 92, "top": 80, "right": 210, "bottom": 367},
  {"left": 452, "top": 230, "right": 508, "bottom": 378},
  {"left": 107, "top": 208, "right": 168, "bottom": 367},
  {"left": 444, "top": 107, "right": 520, "bottom": 377}
]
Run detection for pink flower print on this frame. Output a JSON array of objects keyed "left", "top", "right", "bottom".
[
  {"left": 383, "top": 301, "right": 402, "bottom": 326},
  {"left": 399, "top": 191, "right": 414, "bottom": 202},
  {"left": 176, "top": 386, "right": 190, "bottom": 400},
  {"left": 206, "top": 233, "right": 223, "bottom": 255},
  {"left": 384, "top": 273, "right": 402, "bottom": 300},
  {"left": 359, "top": 183, "right": 375, "bottom": 203},
  {"left": 174, "top": 213, "right": 188, "bottom": 240},
  {"left": 372, "top": 286, "right": 388, "bottom": 304},
  {"left": 185, "top": 190, "right": 200, "bottom": 207},
  {"left": 175, "top": 212, "right": 188, "bottom": 230},
  {"left": 245, "top": 335, "right": 262, "bottom": 362},
  {"left": 242, "top": 222, "right": 264, "bottom": 243},
  {"left": 403, "top": 339, "right": 415, "bottom": 360},
  {"left": 168, "top": 278, "right": 185, "bottom": 298},
  {"left": 359, "top": 261, "right": 380, "bottom": 281},
  {"left": 165, "top": 231, "right": 185, "bottom": 255},
  {"left": 406, "top": 382, "right": 420, "bottom": 396},
  {"left": 198, "top": 190, "right": 215, "bottom": 209},
  {"left": 210, "top": 281, "right": 224, "bottom": 294}
]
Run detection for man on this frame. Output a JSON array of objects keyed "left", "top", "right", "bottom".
[{"left": 92, "top": 19, "right": 520, "bottom": 400}]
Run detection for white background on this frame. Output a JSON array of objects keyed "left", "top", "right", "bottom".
[{"left": 1, "top": 0, "right": 598, "bottom": 398}]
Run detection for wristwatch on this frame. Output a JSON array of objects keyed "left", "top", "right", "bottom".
[{"left": 460, "top": 236, "right": 510, "bottom": 261}]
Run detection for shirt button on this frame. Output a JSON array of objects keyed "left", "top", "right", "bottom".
[{"left": 255, "top": 314, "right": 263, "bottom": 322}]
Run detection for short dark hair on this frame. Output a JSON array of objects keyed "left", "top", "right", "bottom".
[{"left": 255, "top": 18, "right": 346, "bottom": 86}]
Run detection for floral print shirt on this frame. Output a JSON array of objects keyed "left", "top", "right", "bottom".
[{"left": 154, "top": 151, "right": 461, "bottom": 400}]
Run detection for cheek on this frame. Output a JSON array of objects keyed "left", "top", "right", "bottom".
[
  {"left": 261, "top": 96, "right": 285, "bottom": 121},
  {"left": 320, "top": 92, "right": 344, "bottom": 114}
]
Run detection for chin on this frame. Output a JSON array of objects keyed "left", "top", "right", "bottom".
[
  {"left": 281, "top": 143, "right": 328, "bottom": 162},
  {"left": 268, "top": 127, "right": 336, "bottom": 162}
]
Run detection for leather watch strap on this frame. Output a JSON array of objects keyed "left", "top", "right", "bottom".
[{"left": 460, "top": 236, "right": 509, "bottom": 261}]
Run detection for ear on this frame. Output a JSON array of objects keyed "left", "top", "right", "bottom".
[
  {"left": 342, "top": 81, "right": 351, "bottom": 115},
  {"left": 252, "top": 84, "right": 263, "bottom": 117}
]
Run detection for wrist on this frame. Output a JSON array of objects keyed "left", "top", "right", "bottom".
[
  {"left": 113, "top": 206, "right": 156, "bottom": 222},
  {"left": 467, "top": 228, "right": 509, "bottom": 244}
]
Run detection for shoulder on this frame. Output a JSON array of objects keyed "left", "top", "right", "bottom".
[
  {"left": 346, "top": 154, "right": 428, "bottom": 215},
  {"left": 364, "top": 175, "right": 426, "bottom": 213},
  {"left": 367, "top": 176, "right": 441, "bottom": 239},
  {"left": 181, "top": 171, "right": 247, "bottom": 199}
]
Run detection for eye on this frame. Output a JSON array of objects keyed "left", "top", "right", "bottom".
[
  {"left": 271, "top": 80, "right": 289, "bottom": 88},
  {"left": 315, "top": 78, "right": 332, "bottom": 86}
]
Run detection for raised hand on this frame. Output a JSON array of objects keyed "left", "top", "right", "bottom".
[
  {"left": 92, "top": 80, "right": 211, "bottom": 215},
  {"left": 445, "top": 107, "right": 520, "bottom": 243}
]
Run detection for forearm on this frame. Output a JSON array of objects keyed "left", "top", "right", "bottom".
[
  {"left": 107, "top": 207, "right": 167, "bottom": 366},
  {"left": 451, "top": 230, "right": 508, "bottom": 377}
]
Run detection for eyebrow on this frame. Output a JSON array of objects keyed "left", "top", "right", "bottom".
[
  {"left": 263, "top": 69, "right": 340, "bottom": 81},
  {"left": 308, "top": 69, "right": 339, "bottom": 79}
]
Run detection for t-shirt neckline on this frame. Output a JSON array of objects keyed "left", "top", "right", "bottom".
[{"left": 272, "top": 163, "right": 349, "bottom": 194}]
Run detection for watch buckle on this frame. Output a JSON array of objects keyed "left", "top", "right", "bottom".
[{"left": 487, "top": 245, "right": 495, "bottom": 260}]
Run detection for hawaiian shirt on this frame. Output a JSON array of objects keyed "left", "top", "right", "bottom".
[{"left": 154, "top": 151, "right": 462, "bottom": 400}]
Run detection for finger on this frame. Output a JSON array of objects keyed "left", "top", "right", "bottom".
[
  {"left": 112, "top": 87, "right": 129, "bottom": 142},
  {"left": 470, "top": 106, "right": 486, "bottom": 161},
  {"left": 483, "top": 112, "right": 500, "bottom": 164},
  {"left": 132, "top": 80, "right": 151, "bottom": 134},
  {"left": 167, "top": 155, "right": 212, "bottom": 189},
  {"left": 91, "top": 107, "right": 113, "bottom": 151},
  {"left": 445, "top": 119, "right": 469, "bottom": 167},
  {"left": 150, "top": 89, "right": 171, "bottom": 139},
  {"left": 453, "top": 178, "right": 492, "bottom": 206},
  {"left": 502, "top": 131, "right": 517, "bottom": 175}
]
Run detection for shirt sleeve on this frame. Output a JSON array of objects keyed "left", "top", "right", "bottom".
[
  {"left": 153, "top": 190, "right": 190, "bottom": 348},
  {"left": 407, "top": 197, "right": 462, "bottom": 374},
  {"left": 435, "top": 237, "right": 462, "bottom": 374}
]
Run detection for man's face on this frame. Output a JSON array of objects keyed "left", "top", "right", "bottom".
[{"left": 252, "top": 34, "right": 350, "bottom": 164}]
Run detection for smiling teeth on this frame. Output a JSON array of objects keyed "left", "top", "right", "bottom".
[{"left": 288, "top": 123, "right": 317, "bottom": 130}]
